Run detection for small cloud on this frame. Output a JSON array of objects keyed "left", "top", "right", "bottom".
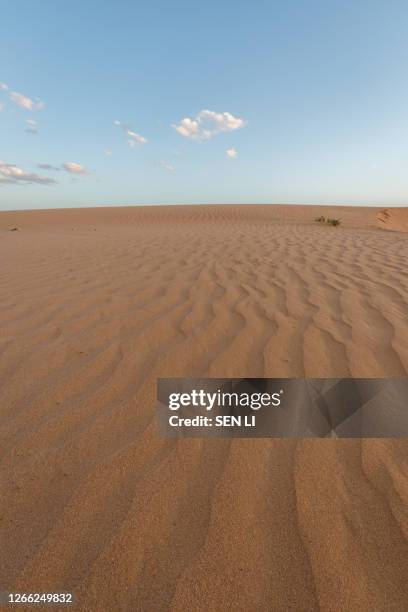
[
  {"left": 10, "top": 91, "right": 44, "bottom": 111},
  {"left": 37, "top": 163, "right": 61, "bottom": 171},
  {"left": 172, "top": 109, "right": 246, "bottom": 140},
  {"left": 25, "top": 118, "right": 38, "bottom": 134},
  {"left": 0, "top": 161, "right": 57, "bottom": 185},
  {"left": 115, "top": 120, "right": 147, "bottom": 145},
  {"left": 0, "top": 82, "right": 8, "bottom": 91},
  {"left": 0, "top": 102, "right": 4, "bottom": 111},
  {"left": 127, "top": 130, "right": 147, "bottom": 145},
  {"left": 38, "top": 162, "right": 89, "bottom": 175},
  {"left": 62, "top": 162, "right": 89, "bottom": 175},
  {"left": 104, "top": 149, "right": 112, "bottom": 156},
  {"left": 160, "top": 161, "right": 176, "bottom": 172},
  {"left": 226, "top": 148, "right": 238, "bottom": 159}
]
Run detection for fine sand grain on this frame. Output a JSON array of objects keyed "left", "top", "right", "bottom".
[{"left": 1, "top": 204, "right": 408, "bottom": 611}]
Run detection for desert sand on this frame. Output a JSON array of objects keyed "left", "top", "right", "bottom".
[
  {"left": 376, "top": 208, "right": 408, "bottom": 233},
  {"left": 1, "top": 203, "right": 408, "bottom": 611}
]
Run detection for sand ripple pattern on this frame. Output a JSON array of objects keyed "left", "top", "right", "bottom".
[{"left": 1, "top": 205, "right": 408, "bottom": 611}]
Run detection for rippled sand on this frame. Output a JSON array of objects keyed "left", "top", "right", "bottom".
[{"left": 1, "top": 204, "right": 408, "bottom": 611}]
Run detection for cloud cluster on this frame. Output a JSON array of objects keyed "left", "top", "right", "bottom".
[
  {"left": 114, "top": 120, "right": 147, "bottom": 146},
  {"left": 172, "top": 109, "right": 246, "bottom": 140},
  {"left": 0, "top": 161, "right": 57, "bottom": 185},
  {"left": 9, "top": 91, "right": 44, "bottom": 111},
  {"left": 1, "top": 82, "right": 246, "bottom": 188}
]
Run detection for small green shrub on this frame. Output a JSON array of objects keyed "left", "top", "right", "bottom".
[{"left": 327, "top": 218, "right": 341, "bottom": 226}]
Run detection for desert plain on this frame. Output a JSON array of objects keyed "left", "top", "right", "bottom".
[{"left": 0, "top": 203, "right": 408, "bottom": 611}]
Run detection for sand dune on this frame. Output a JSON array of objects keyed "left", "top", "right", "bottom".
[
  {"left": 376, "top": 208, "right": 408, "bottom": 233},
  {"left": 1, "top": 204, "right": 408, "bottom": 611}
]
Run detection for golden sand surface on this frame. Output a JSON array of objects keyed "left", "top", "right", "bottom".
[{"left": 1, "top": 204, "right": 408, "bottom": 611}]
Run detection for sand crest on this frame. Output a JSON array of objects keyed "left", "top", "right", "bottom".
[{"left": 376, "top": 208, "right": 408, "bottom": 233}]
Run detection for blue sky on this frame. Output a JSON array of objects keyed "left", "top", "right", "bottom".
[{"left": 1, "top": 0, "right": 408, "bottom": 210}]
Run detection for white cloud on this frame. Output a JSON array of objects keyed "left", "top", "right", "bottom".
[
  {"left": 0, "top": 102, "right": 4, "bottom": 111},
  {"left": 173, "top": 117, "right": 200, "bottom": 139},
  {"left": 114, "top": 120, "right": 147, "bottom": 146},
  {"left": 127, "top": 130, "right": 147, "bottom": 145},
  {"left": 10, "top": 91, "right": 44, "bottom": 111},
  {"left": 160, "top": 161, "right": 176, "bottom": 172},
  {"left": 104, "top": 149, "right": 113, "bottom": 156},
  {"left": 0, "top": 161, "right": 57, "bottom": 185},
  {"left": 62, "top": 162, "right": 89, "bottom": 175},
  {"left": 0, "top": 82, "right": 8, "bottom": 91},
  {"left": 226, "top": 148, "right": 238, "bottom": 159},
  {"left": 172, "top": 109, "right": 246, "bottom": 140},
  {"left": 37, "top": 162, "right": 89, "bottom": 175}
]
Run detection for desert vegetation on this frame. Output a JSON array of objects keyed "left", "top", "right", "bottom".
[{"left": 315, "top": 216, "right": 342, "bottom": 227}]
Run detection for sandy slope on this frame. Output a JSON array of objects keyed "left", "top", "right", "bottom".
[
  {"left": 376, "top": 208, "right": 408, "bottom": 233},
  {"left": 1, "top": 204, "right": 408, "bottom": 611}
]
